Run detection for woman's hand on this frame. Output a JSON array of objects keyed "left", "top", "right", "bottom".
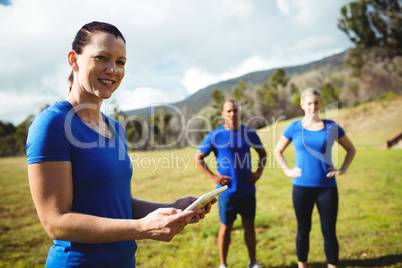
[
  {"left": 284, "top": 167, "right": 302, "bottom": 178},
  {"left": 139, "top": 207, "right": 199, "bottom": 242},
  {"left": 326, "top": 167, "right": 344, "bottom": 178},
  {"left": 173, "top": 196, "right": 216, "bottom": 224}
]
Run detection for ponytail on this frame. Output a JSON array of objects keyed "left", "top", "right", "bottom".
[{"left": 68, "top": 70, "right": 74, "bottom": 93}]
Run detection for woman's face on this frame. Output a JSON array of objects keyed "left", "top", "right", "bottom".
[
  {"left": 300, "top": 94, "right": 322, "bottom": 116},
  {"left": 74, "top": 32, "right": 126, "bottom": 100}
]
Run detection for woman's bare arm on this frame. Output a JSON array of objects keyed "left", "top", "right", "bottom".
[
  {"left": 28, "top": 161, "right": 199, "bottom": 243},
  {"left": 273, "top": 135, "right": 301, "bottom": 178},
  {"left": 326, "top": 134, "right": 356, "bottom": 177}
]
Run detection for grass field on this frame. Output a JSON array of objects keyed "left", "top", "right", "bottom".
[{"left": 1, "top": 98, "right": 401, "bottom": 267}]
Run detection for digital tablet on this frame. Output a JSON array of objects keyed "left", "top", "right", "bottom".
[{"left": 183, "top": 185, "right": 228, "bottom": 212}]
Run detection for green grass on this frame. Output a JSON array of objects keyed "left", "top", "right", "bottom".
[
  {"left": 130, "top": 147, "right": 402, "bottom": 268},
  {"left": 0, "top": 156, "right": 49, "bottom": 268},
  {"left": 1, "top": 99, "right": 401, "bottom": 267}
]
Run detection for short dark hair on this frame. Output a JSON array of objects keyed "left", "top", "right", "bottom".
[
  {"left": 222, "top": 100, "right": 238, "bottom": 111},
  {"left": 68, "top": 21, "right": 126, "bottom": 92}
]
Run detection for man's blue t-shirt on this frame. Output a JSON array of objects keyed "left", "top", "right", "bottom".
[
  {"left": 282, "top": 119, "right": 345, "bottom": 187},
  {"left": 26, "top": 101, "right": 137, "bottom": 267},
  {"left": 198, "top": 125, "right": 263, "bottom": 198}
]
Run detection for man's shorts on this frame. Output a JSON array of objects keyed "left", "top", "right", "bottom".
[{"left": 218, "top": 193, "right": 256, "bottom": 225}]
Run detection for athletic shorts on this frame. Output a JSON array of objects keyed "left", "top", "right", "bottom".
[{"left": 218, "top": 193, "right": 256, "bottom": 225}]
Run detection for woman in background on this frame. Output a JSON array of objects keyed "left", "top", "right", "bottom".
[
  {"left": 26, "top": 21, "right": 212, "bottom": 267},
  {"left": 274, "top": 88, "right": 355, "bottom": 268}
]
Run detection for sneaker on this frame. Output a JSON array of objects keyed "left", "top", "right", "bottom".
[
  {"left": 247, "top": 261, "right": 262, "bottom": 268},
  {"left": 219, "top": 265, "right": 228, "bottom": 268}
]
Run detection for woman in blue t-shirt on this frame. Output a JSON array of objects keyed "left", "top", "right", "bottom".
[
  {"left": 274, "top": 88, "right": 355, "bottom": 268},
  {"left": 26, "top": 21, "right": 212, "bottom": 267}
]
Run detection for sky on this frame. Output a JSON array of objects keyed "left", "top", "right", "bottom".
[{"left": 0, "top": 0, "right": 353, "bottom": 125}]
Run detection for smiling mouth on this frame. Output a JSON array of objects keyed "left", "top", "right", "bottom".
[{"left": 99, "top": 79, "right": 115, "bottom": 85}]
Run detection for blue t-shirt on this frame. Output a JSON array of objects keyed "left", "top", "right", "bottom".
[
  {"left": 282, "top": 119, "right": 345, "bottom": 187},
  {"left": 26, "top": 101, "right": 137, "bottom": 267},
  {"left": 198, "top": 125, "right": 263, "bottom": 197}
]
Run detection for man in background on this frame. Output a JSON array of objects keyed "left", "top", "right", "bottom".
[{"left": 195, "top": 100, "right": 266, "bottom": 268}]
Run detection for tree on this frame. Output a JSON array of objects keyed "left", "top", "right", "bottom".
[
  {"left": 338, "top": 0, "right": 402, "bottom": 52},
  {"left": 269, "top": 68, "right": 289, "bottom": 98},
  {"left": 109, "top": 100, "right": 126, "bottom": 121},
  {"left": 126, "top": 115, "right": 149, "bottom": 151},
  {"left": 151, "top": 106, "right": 173, "bottom": 148},
  {"left": 0, "top": 116, "right": 33, "bottom": 157},
  {"left": 338, "top": 0, "right": 402, "bottom": 78},
  {"left": 210, "top": 88, "right": 225, "bottom": 129},
  {"left": 232, "top": 80, "right": 254, "bottom": 124},
  {"left": 232, "top": 80, "right": 254, "bottom": 108},
  {"left": 256, "top": 68, "right": 290, "bottom": 118},
  {"left": 319, "top": 82, "right": 341, "bottom": 107},
  {"left": 0, "top": 122, "right": 16, "bottom": 137},
  {"left": 338, "top": 1, "right": 377, "bottom": 48},
  {"left": 256, "top": 82, "right": 274, "bottom": 117},
  {"left": 211, "top": 88, "right": 225, "bottom": 110}
]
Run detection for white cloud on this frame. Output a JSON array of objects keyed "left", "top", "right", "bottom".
[
  {"left": 276, "top": 0, "right": 291, "bottom": 16},
  {"left": 0, "top": 91, "right": 59, "bottom": 124},
  {"left": 181, "top": 56, "right": 278, "bottom": 95},
  {"left": 110, "top": 0, "right": 170, "bottom": 26},
  {"left": 1, "top": 0, "right": 48, "bottom": 36},
  {"left": 181, "top": 69, "right": 220, "bottom": 95},
  {"left": 290, "top": 0, "right": 342, "bottom": 26},
  {"left": 291, "top": 35, "right": 337, "bottom": 53},
  {"left": 211, "top": 0, "right": 255, "bottom": 20},
  {"left": 110, "top": 86, "right": 186, "bottom": 112},
  {"left": 0, "top": 0, "right": 353, "bottom": 125},
  {"left": 235, "top": 57, "right": 278, "bottom": 76}
]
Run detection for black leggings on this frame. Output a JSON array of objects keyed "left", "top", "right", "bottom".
[{"left": 292, "top": 186, "right": 339, "bottom": 265}]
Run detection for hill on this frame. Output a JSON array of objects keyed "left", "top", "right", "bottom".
[
  {"left": 125, "top": 51, "right": 346, "bottom": 118},
  {"left": 335, "top": 97, "right": 402, "bottom": 150}
]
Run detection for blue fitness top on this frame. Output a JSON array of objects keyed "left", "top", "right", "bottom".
[
  {"left": 282, "top": 119, "right": 345, "bottom": 187},
  {"left": 26, "top": 100, "right": 137, "bottom": 267},
  {"left": 198, "top": 125, "right": 263, "bottom": 198}
]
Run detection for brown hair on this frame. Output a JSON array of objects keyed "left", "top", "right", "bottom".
[{"left": 68, "top": 21, "right": 126, "bottom": 92}]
